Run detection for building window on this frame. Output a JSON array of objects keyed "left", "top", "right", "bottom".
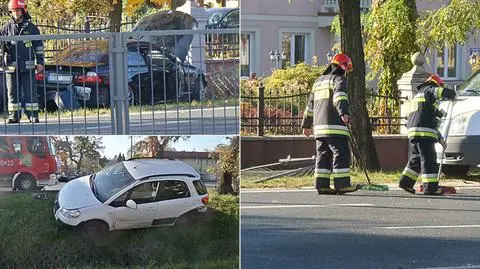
[
  {"left": 241, "top": 33, "right": 253, "bottom": 77},
  {"left": 282, "top": 33, "right": 308, "bottom": 67},
  {"left": 436, "top": 44, "right": 460, "bottom": 79}
]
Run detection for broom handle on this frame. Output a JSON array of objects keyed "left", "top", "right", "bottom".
[
  {"left": 437, "top": 100, "right": 455, "bottom": 182},
  {"left": 347, "top": 123, "right": 372, "bottom": 185}
]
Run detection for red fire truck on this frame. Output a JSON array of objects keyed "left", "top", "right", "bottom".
[{"left": 0, "top": 136, "right": 61, "bottom": 190}]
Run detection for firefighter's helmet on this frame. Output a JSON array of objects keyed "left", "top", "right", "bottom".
[
  {"left": 426, "top": 74, "right": 445, "bottom": 87},
  {"left": 8, "top": 0, "right": 26, "bottom": 11},
  {"left": 331, "top": 53, "right": 353, "bottom": 72}
]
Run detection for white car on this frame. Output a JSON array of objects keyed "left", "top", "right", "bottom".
[
  {"left": 435, "top": 70, "right": 480, "bottom": 177},
  {"left": 53, "top": 158, "right": 209, "bottom": 233}
]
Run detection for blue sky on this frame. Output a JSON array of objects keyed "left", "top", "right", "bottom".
[{"left": 101, "top": 135, "right": 230, "bottom": 158}]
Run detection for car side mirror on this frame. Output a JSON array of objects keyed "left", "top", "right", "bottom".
[{"left": 126, "top": 199, "right": 137, "bottom": 210}]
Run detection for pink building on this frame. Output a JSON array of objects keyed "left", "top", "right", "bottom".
[{"left": 241, "top": 0, "right": 479, "bottom": 86}]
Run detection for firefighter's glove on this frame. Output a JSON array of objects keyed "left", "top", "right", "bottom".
[
  {"left": 439, "top": 137, "right": 447, "bottom": 149},
  {"left": 341, "top": 114, "right": 350, "bottom": 124},
  {"left": 303, "top": 128, "right": 312, "bottom": 137}
]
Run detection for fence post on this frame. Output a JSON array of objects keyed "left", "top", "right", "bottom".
[
  {"left": 109, "top": 32, "right": 130, "bottom": 134},
  {"left": 84, "top": 16, "right": 91, "bottom": 33},
  {"left": 257, "top": 83, "right": 265, "bottom": 136}
]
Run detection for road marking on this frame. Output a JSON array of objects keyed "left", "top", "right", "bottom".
[
  {"left": 242, "top": 189, "right": 317, "bottom": 193},
  {"left": 242, "top": 203, "right": 375, "bottom": 209},
  {"left": 381, "top": 225, "right": 480, "bottom": 230},
  {"left": 416, "top": 265, "right": 480, "bottom": 269}
]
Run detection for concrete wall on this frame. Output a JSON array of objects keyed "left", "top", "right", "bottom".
[{"left": 241, "top": 135, "right": 409, "bottom": 171}]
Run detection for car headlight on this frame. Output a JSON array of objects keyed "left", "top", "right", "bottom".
[
  {"left": 447, "top": 112, "right": 475, "bottom": 136},
  {"left": 60, "top": 208, "right": 81, "bottom": 218}
]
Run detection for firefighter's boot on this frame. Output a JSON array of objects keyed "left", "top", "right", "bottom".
[
  {"left": 336, "top": 184, "right": 361, "bottom": 195},
  {"left": 317, "top": 188, "right": 337, "bottom": 195},
  {"left": 399, "top": 185, "right": 416, "bottom": 195}
]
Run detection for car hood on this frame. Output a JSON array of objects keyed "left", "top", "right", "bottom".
[
  {"left": 133, "top": 10, "right": 197, "bottom": 63},
  {"left": 58, "top": 175, "right": 101, "bottom": 210},
  {"left": 440, "top": 96, "right": 480, "bottom": 118}
]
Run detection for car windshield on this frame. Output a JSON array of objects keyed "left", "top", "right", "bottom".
[
  {"left": 54, "top": 41, "right": 109, "bottom": 66},
  {"left": 92, "top": 162, "right": 135, "bottom": 203},
  {"left": 207, "top": 9, "right": 232, "bottom": 25},
  {"left": 457, "top": 69, "right": 480, "bottom": 96}
]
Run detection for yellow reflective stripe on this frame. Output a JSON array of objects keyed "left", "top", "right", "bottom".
[
  {"left": 315, "top": 172, "right": 331, "bottom": 178},
  {"left": 314, "top": 89, "right": 330, "bottom": 100},
  {"left": 313, "top": 83, "right": 331, "bottom": 91},
  {"left": 333, "top": 168, "right": 350, "bottom": 173},
  {"left": 334, "top": 93, "right": 348, "bottom": 103},
  {"left": 402, "top": 171, "right": 418, "bottom": 181},
  {"left": 421, "top": 174, "right": 439, "bottom": 183},
  {"left": 414, "top": 97, "right": 426, "bottom": 102},
  {"left": 314, "top": 129, "right": 351, "bottom": 137},
  {"left": 331, "top": 172, "right": 350, "bottom": 178},
  {"left": 436, "top": 87, "right": 444, "bottom": 99},
  {"left": 407, "top": 127, "right": 439, "bottom": 139},
  {"left": 407, "top": 131, "right": 438, "bottom": 139},
  {"left": 304, "top": 106, "right": 313, "bottom": 117}
]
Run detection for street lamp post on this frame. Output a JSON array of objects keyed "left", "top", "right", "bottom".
[{"left": 269, "top": 50, "right": 287, "bottom": 70}]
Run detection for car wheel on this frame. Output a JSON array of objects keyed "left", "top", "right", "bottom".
[
  {"left": 175, "top": 210, "right": 203, "bottom": 228},
  {"left": 16, "top": 174, "right": 36, "bottom": 191},
  {"left": 441, "top": 165, "right": 470, "bottom": 177},
  {"left": 79, "top": 220, "right": 109, "bottom": 237}
]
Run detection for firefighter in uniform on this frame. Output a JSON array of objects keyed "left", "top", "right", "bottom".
[
  {"left": 0, "top": 0, "right": 44, "bottom": 123},
  {"left": 399, "top": 74, "right": 456, "bottom": 195},
  {"left": 302, "top": 53, "right": 361, "bottom": 195}
]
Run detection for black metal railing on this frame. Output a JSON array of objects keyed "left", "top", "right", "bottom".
[{"left": 241, "top": 83, "right": 407, "bottom": 136}]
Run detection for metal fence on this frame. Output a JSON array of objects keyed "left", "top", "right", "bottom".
[
  {"left": 241, "top": 83, "right": 406, "bottom": 136},
  {"left": 0, "top": 28, "right": 239, "bottom": 135}
]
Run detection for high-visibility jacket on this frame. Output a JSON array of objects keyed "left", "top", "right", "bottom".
[
  {"left": 0, "top": 18, "right": 44, "bottom": 72},
  {"left": 407, "top": 84, "right": 456, "bottom": 141},
  {"left": 301, "top": 74, "right": 349, "bottom": 137}
]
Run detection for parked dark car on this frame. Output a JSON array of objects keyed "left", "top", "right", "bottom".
[
  {"left": 36, "top": 39, "right": 207, "bottom": 112},
  {"left": 205, "top": 8, "right": 239, "bottom": 29}
]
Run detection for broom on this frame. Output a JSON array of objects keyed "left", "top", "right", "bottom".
[{"left": 347, "top": 123, "right": 389, "bottom": 191}]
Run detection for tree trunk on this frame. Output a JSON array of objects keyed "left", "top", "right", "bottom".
[
  {"left": 108, "top": 0, "right": 122, "bottom": 32},
  {"left": 218, "top": 172, "right": 234, "bottom": 195},
  {"left": 339, "top": 0, "right": 380, "bottom": 171}
]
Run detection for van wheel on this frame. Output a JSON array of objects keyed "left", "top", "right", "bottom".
[
  {"left": 442, "top": 165, "right": 470, "bottom": 177},
  {"left": 16, "top": 174, "right": 36, "bottom": 191}
]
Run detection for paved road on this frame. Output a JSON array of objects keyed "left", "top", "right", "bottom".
[
  {"left": 242, "top": 188, "right": 480, "bottom": 269},
  {"left": 0, "top": 107, "right": 239, "bottom": 135}
]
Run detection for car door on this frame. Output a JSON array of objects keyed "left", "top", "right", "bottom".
[
  {"left": 111, "top": 181, "right": 160, "bottom": 230},
  {"left": 153, "top": 179, "right": 194, "bottom": 225}
]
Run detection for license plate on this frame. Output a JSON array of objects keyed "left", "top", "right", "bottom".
[{"left": 48, "top": 73, "right": 72, "bottom": 83}]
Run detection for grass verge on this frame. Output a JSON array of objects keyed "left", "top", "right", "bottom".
[
  {"left": 241, "top": 168, "right": 480, "bottom": 189},
  {"left": 0, "top": 98, "right": 238, "bottom": 119},
  {"left": 0, "top": 191, "right": 239, "bottom": 269}
]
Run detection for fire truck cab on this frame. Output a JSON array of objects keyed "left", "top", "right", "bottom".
[{"left": 0, "top": 136, "right": 60, "bottom": 190}]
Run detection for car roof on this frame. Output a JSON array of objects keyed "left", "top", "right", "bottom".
[{"left": 123, "top": 159, "right": 200, "bottom": 181}]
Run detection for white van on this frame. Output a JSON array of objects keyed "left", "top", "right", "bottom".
[{"left": 436, "top": 70, "right": 480, "bottom": 176}]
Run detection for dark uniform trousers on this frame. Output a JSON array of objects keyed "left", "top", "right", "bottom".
[
  {"left": 315, "top": 136, "right": 351, "bottom": 190},
  {"left": 399, "top": 139, "right": 439, "bottom": 193},
  {"left": 6, "top": 68, "right": 38, "bottom": 119}
]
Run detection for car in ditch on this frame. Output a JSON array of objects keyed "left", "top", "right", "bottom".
[{"left": 53, "top": 158, "right": 209, "bottom": 233}]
